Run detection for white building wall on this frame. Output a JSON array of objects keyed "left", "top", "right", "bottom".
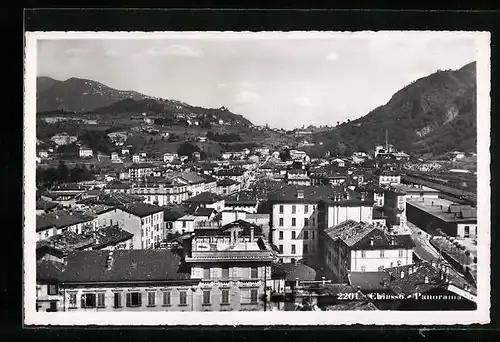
[
  {"left": 350, "top": 249, "right": 413, "bottom": 272},
  {"left": 327, "top": 205, "right": 373, "bottom": 228}
]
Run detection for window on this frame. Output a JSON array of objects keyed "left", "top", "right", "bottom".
[
  {"left": 398, "top": 249, "right": 404, "bottom": 257},
  {"left": 251, "top": 267, "right": 258, "bottom": 279},
  {"left": 380, "top": 250, "right": 385, "bottom": 258},
  {"left": 361, "top": 266, "right": 366, "bottom": 272},
  {"left": 304, "top": 205, "right": 309, "bottom": 214},
  {"left": 312, "top": 231, "right": 315, "bottom": 240},
  {"left": 147, "top": 292, "right": 156, "bottom": 306},
  {"left": 203, "top": 267, "right": 210, "bottom": 279},
  {"left": 203, "top": 290, "right": 211, "bottom": 305},
  {"left": 279, "top": 205, "right": 284, "bottom": 214},
  {"left": 304, "top": 218, "right": 309, "bottom": 226},
  {"left": 312, "top": 218, "right": 315, "bottom": 226},
  {"left": 97, "top": 293, "right": 106, "bottom": 308},
  {"left": 279, "top": 231, "right": 283, "bottom": 240},
  {"left": 126, "top": 292, "right": 142, "bottom": 307},
  {"left": 182, "top": 221, "right": 186, "bottom": 228},
  {"left": 291, "top": 244, "right": 296, "bottom": 254},
  {"left": 292, "top": 218, "right": 296, "bottom": 227},
  {"left": 361, "top": 250, "right": 366, "bottom": 258},
  {"left": 278, "top": 245, "right": 283, "bottom": 254},
  {"left": 279, "top": 218, "right": 284, "bottom": 226},
  {"left": 292, "top": 205, "right": 296, "bottom": 214},
  {"left": 221, "top": 289, "right": 229, "bottom": 304},
  {"left": 250, "top": 289, "right": 258, "bottom": 303},
  {"left": 304, "top": 231, "right": 309, "bottom": 239},
  {"left": 47, "top": 284, "right": 58, "bottom": 295},
  {"left": 222, "top": 267, "right": 230, "bottom": 279},
  {"left": 304, "top": 244, "right": 309, "bottom": 254},
  {"left": 113, "top": 293, "right": 122, "bottom": 308},
  {"left": 82, "top": 293, "right": 96, "bottom": 308},
  {"left": 69, "top": 293, "right": 77, "bottom": 307},
  {"left": 162, "top": 291, "right": 171, "bottom": 306},
  {"left": 291, "top": 231, "right": 296, "bottom": 239},
  {"left": 179, "top": 291, "right": 187, "bottom": 305}
]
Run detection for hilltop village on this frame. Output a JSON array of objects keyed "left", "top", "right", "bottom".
[{"left": 35, "top": 127, "right": 478, "bottom": 313}]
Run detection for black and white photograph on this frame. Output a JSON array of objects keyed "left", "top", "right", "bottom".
[{"left": 23, "top": 31, "right": 490, "bottom": 325}]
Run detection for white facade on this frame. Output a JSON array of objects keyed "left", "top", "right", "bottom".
[
  {"left": 132, "top": 155, "right": 141, "bottom": 163},
  {"left": 349, "top": 248, "right": 414, "bottom": 272},
  {"left": 378, "top": 175, "right": 401, "bottom": 186},
  {"left": 79, "top": 148, "right": 93, "bottom": 158},
  {"left": 326, "top": 205, "right": 373, "bottom": 228},
  {"left": 457, "top": 223, "right": 478, "bottom": 239},
  {"left": 272, "top": 203, "right": 319, "bottom": 263},
  {"left": 163, "top": 153, "right": 178, "bottom": 163}
]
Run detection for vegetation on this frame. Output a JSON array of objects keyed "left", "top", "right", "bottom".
[
  {"left": 207, "top": 131, "right": 242, "bottom": 143},
  {"left": 37, "top": 161, "right": 95, "bottom": 188},
  {"left": 79, "top": 130, "right": 113, "bottom": 154}
]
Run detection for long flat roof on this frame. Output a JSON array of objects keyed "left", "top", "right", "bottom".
[{"left": 407, "top": 197, "right": 477, "bottom": 223}]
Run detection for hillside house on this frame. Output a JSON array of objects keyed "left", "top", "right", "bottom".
[{"left": 79, "top": 146, "right": 93, "bottom": 158}]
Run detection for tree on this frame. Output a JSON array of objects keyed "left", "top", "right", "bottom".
[
  {"left": 177, "top": 142, "right": 200, "bottom": 159},
  {"left": 69, "top": 165, "right": 95, "bottom": 182},
  {"left": 57, "top": 161, "right": 69, "bottom": 183},
  {"left": 279, "top": 148, "right": 291, "bottom": 162}
]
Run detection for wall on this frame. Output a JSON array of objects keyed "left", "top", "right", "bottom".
[
  {"left": 326, "top": 205, "right": 373, "bottom": 228},
  {"left": 36, "top": 282, "right": 63, "bottom": 312},
  {"left": 271, "top": 203, "right": 319, "bottom": 263},
  {"left": 350, "top": 249, "right": 413, "bottom": 272},
  {"left": 406, "top": 202, "right": 458, "bottom": 236},
  {"left": 456, "top": 223, "right": 478, "bottom": 239}
]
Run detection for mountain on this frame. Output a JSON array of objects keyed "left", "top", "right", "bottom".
[
  {"left": 318, "top": 61, "right": 477, "bottom": 156},
  {"left": 90, "top": 97, "right": 253, "bottom": 126},
  {"left": 37, "top": 76, "right": 61, "bottom": 94},
  {"left": 36, "top": 77, "right": 151, "bottom": 113}
]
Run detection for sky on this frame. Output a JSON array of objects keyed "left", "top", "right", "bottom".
[{"left": 37, "top": 32, "right": 478, "bottom": 129}]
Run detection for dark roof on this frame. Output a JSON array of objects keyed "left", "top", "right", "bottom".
[
  {"left": 217, "top": 178, "right": 239, "bottom": 187},
  {"left": 92, "top": 226, "right": 134, "bottom": 250},
  {"left": 36, "top": 211, "right": 94, "bottom": 232},
  {"left": 37, "top": 260, "right": 66, "bottom": 282},
  {"left": 36, "top": 199, "right": 58, "bottom": 211},
  {"left": 129, "top": 163, "right": 154, "bottom": 169},
  {"left": 459, "top": 208, "right": 477, "bottom": 219},
  {"left": 201, "top": 174, "right": 218, "bottom": 183},
  {"left": 60, "top": 250, "right": 191, "bottom": 283},
  {"left": 352, "top": 229, "right": 416, "bottom": 250},
  {"left": 77, "top": 193, "right": 144, "bottom": 206},
  {"left": 348, "top": 272, "right": 391, "bottom": 291},
  {"left": 121, "top": 202, "right": 164, "bottom": 217},
  {"left": 184, "top": 191, "right": 224, "bottom": 204},
  {"left": 267, "top": 185, "right": 345, "bottom": 204},
  {"left": 53, "top": 183, "right": 86, "bottom": 191},
  {"left": 384, "top": 263, "right": 445, "bottom": 295},
  {"left": 163, "top": 204, "right": 188, "bottom": 221},
  {"left": 193, "top": 207, "right": 215, "bottom": 217},
  {"left": 216, "top": 169, "right": 244, "bottom": 177},
  {"left": 373, "top": 207, "right": 387, "bottom": 219},
  {"left": 105, "top": 182, "right": 131, "bottom": 189},
  {"left": 37, "top": 231, "right": 95, "bottom": 253},
  {"left": 273, "top": 263, "right": 317, "bottom": 281},
  {"left": 42, "top": 191, "right": 82, "bottom": 200}
]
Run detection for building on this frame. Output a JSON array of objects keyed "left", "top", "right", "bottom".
[
  {"left": 391, "top": 184, "right": 440, "bottom": 200},
  {"left": 132, "top": 154, "right": 141, "bottom": 163},
  {"left": 406, "top": 197, "right": 477, "bottom": 238},
  {"left": 36, "top": 211, "right": 95, "bottom": 241},
  {"left": 184, "top": 220, "right": 275, "bottom": 311},
  {"left": 129, "top": 178, "right": 189, "bottom": 206},
  {"left": 56, "top": 250, "right": 201, "bottom": 312},
  {"left": 183, "top": 192, "right": 225, "bottom": 213},
  {"left": 378, "top": 172, "right": 401, "bottom": 186},
  {"left": 163, "top": 152, "right": 178, "bottom": 163},
  {"left": 128, "top": 164, "right": 155, "bottom": 181},
  {"left": 121, "top": 146, "right": 130, "bottom": 155},
  {"left": 216, "top": 178, "right": 241, "bottom": 196},
  {"left": 286, "top": 170, "right": 311, "bottom": 186},
  {"left": 383, "top": 189, "right": 408, "bottom": 234},
  {"left": 323, "top": 220, "right": 415, "bottom": 281},
  {"left": 36, "top": 260, "right": 65, "bottom": 312},
  {"left": 269, "top": 186, "right": 349, "bottom": 264},
  {"left": 96, "top": 203, "right": 164, "bottom": 249},
  {"left": 79, "top": 146, "right": 93, "bottom": 158}
]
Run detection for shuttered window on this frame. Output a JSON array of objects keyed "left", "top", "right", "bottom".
[
  {"left": 179, "top": 291, "right": 187, "bottom": 305},
  {"left": 126, "top": 292, "right": 142, "bottom": 307},
  {"left": 163, "top": 291, "right": 171, "bottom": 306},
  {"left": 221, "top": 289, "right": 229, "bottom": 304},
  {"left": 113, "top": 293, "right": 122, "bottom": 308},
  {"left": 97, "top": 293, "right": 106, "bottom": 308}
]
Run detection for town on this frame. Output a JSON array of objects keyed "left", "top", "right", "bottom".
[{"left": 35, "top": 122, "right": 478, "bottom": 312}]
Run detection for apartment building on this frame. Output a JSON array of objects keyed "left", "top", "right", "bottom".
[
  {"left": 128, "top": 164, "right": 155, "bottom": 181},
  {"left": 269, "top": 185, "right": 344, "bottom": 263},
  {"left": 184, "top": 220, "right": 275, "bottom": 311},
  {"left": 383, "top": 189, "right": 408, "bottom": 234},
  {"left": 36, "top": 210, "right": 95, "bottom": 241},
  {"left": 56, "top": 250, "right": 201, "bottom": 312},
  {"left": 323, "top": 220, "right": 415, "bottom": 282},
  {"left": 96, "top": 203, "right": 164, "bottom": 249},
  {"left": 129, "top": 180, "right": 189, "bottom": 206}
]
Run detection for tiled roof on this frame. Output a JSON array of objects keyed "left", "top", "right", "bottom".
[
  {"left": 267, "top": 185, "right": 345, "bottom": 204},
  {"left": 348, "top": 272, "right": 391, "bottom": 291},
  {"left": 60, "top": 250, "right": 191, "bottom": 283},
  {"left": 184, "top": 191, "right": 224, "bottom": 204},
  {"left": 273, "top": 263, "right": 317, "bottom": 281},
  {"left": 216, "top": 168, "right": 244, "bottom": 177},
  {"left": 105, "top": 182, "right": 131, "bottom": 189},
  {"left": 36, "top": 199, "right": 58, "bottom": 211},
  {"left": 53, "top": 183, "right": 87, "bottom": 191},
  {"left": 92, "top": 226, "right": 134, "bottom": 249},
  {"left": 163, "top": 204, "right": 188, "bottom": 221},
  {"left": 217, "top": 178, "right": 239, "bottom": 187},
  {"left": 384, "top": 262, "right": 446, "bottom": 295},
  {"left": 193, "top": 207, "right": 215, "bottom": 217},
  {"left": 37, "top": 260, "right": 66, "bottom": 282},
  {"left": 38, "top": 230, "right": 95, "bottom": 252},
  {"left": 77, "top": 193, "right": 144, "bottom": 206},
  {"left": 178, "top": 172, "right": 206, "bottom": 184},
  {"left": 220, "top": 219, "right": 263, "bottom": 236},
  {"left": 121, "top": 202, "right": 164, "bottom": 217},
  {"left": 36, "top": 211, "right": 94, "bottom": 232},
  {"left": 42, "top": 191, "right": 82, "bottom": 200}
]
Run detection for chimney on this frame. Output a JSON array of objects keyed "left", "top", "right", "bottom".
[
  {"left": 250, "top": 227, "right": 255, "bottom": 241},
  {"left": 106, "top": 251, "right": 114, "bottom": 270},
  {"left": 297, "top": 190, "right": 304, "bottom": 199}
]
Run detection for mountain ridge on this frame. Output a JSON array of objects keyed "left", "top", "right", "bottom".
[{"left": 317, "top": 61, "right": 477, "bottom": 156}]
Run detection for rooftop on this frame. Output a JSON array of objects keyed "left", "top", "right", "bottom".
[
  {"left": 407, "top": 197, "right": 477, "bottom": 223},
  {"left": 184, "top": 191, "right": 224, "bottom": 204},
  {"left": 92, "top": 226, "right": 134, "bottom": 249},
  {"left": 268, "top": 184, "right": 346, "bottom": 204},
  {"left": 36, "top": 211, "right": 94, "bottom": 232},
  {"left": 121, "top": 202, "right": 164, "bottom": 217},
  {"left": 60, "top": 250, "right": 191, "bottom": 283}
]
